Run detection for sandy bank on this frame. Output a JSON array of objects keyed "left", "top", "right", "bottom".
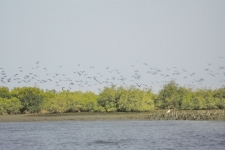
[{"left": 0, "top": 110, "right": 224, "bottom": 122}]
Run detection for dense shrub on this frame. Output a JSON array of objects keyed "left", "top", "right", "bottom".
[
  {"left": 11, "top": 87, "right": 44, "bottom": 113},
  {"left": 0, "top": 97, "right": 22, "bottom": 114},
  {"left": 0, "top": 82, "right": 224, "bottom": 114},
  {"left": 97, "top": 85, "right": 155, "bottom": 112}
]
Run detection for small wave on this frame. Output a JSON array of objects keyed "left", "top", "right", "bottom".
[{"left": 94, "top": 140, "right": 119, "bottom": 145}]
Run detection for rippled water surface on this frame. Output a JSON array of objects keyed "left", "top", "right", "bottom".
[{"left": 0, "top": 120, "right": 224, "bottom": 150}]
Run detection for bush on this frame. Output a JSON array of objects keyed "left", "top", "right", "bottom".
[
  {"left": 97, "top": 85, "right": 155, "bottom": 112},
  {"left": 0, "top": 97, "right": 22, "bottom": 114},
  {"left": 11, "top": 87, "right": 44, "bottom": 113},
  {"left": 0, "top": 86, "right": 11, "bottom": 99}
]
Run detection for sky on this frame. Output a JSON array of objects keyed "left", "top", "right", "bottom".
[{"left": 0, "top": 0, "right": 225, "bottom": 93}]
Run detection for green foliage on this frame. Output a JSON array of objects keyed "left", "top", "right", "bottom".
[
  {"left": 117, "top": 86, "right": 154, "bottom": 111},
  {"left": 80, "top": 91, "right": 100, "bottom": 112},
  {"left": 0, "top": 97, "right": 6, "bottom": 114},
  {"left": 11, "top": 87, "right": 44, "bottom": 113},
  {"left": 157, "top": 81, "right": 181, "bottom": 109},
  {"left": 97, "top": 85, "right": 155, "bottom": 112},
  {"left": 213, "top": 87, "right": 225, "bottom": 109},
  {"left": 0, "top": 82, "right": 224, "bottom": 115},
  {"left": 0, "top": 86, "right": 11, "bottom": 99},
  {"left": 180, "top": 87, "right": 193, "bottom": 110},
  {"left": 97, "top": 85, "right": 118, "bottom": 112},
  {"left": 47, "top": 91, "right": 70, "bottom": 113},
  {"left": 42, "top": 89, "right": 58, "bottom": 111},
  {"left": 0, "top": 97, "right": 22, "bottom": 114},
  {"left": 45, "top": 90, "right": 99, "bottom": 113},
  {"left": 156, "top": 81, "right": 225, "bottom": 110}
]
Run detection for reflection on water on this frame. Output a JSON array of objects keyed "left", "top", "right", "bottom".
[{"left": 0, "top": 121, "right": 224, "bottom": 150}]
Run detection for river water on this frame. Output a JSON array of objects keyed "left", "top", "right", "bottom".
[{"left": 0, "top": 120, "right": 224, "bottom": 150}]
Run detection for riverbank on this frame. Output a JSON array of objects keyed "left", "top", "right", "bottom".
[{"left": 0, "top": 110, "right": 224, "bottom": 122}]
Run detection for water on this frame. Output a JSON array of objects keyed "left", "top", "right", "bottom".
[{"left": 0, "top": 121, "right": 224, "bottom": 150}]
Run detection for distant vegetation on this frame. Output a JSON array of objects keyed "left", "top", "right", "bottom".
[{"left": 0, "top": 81, "right": 224, "bottom": 114}]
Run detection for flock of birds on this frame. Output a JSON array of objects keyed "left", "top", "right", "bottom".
[{"left": 1, "top": 57, "right": 225, "bottom": 93}]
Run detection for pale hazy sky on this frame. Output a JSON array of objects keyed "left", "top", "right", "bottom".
[{"left": 1, "top": 0, "right": 225, "bottom": 93}]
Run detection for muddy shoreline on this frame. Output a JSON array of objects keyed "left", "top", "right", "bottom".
[{"left": 0, "top": 110, "right": 224, "bottom": 122}]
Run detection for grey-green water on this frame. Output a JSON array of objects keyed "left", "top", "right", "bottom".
[{"left": 0, "top": 121, "right": 224, "bottom": 150}]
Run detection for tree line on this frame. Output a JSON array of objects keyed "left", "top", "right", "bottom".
[{"left": 0, "top": 81, "right": 224, "bottom": 114}]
